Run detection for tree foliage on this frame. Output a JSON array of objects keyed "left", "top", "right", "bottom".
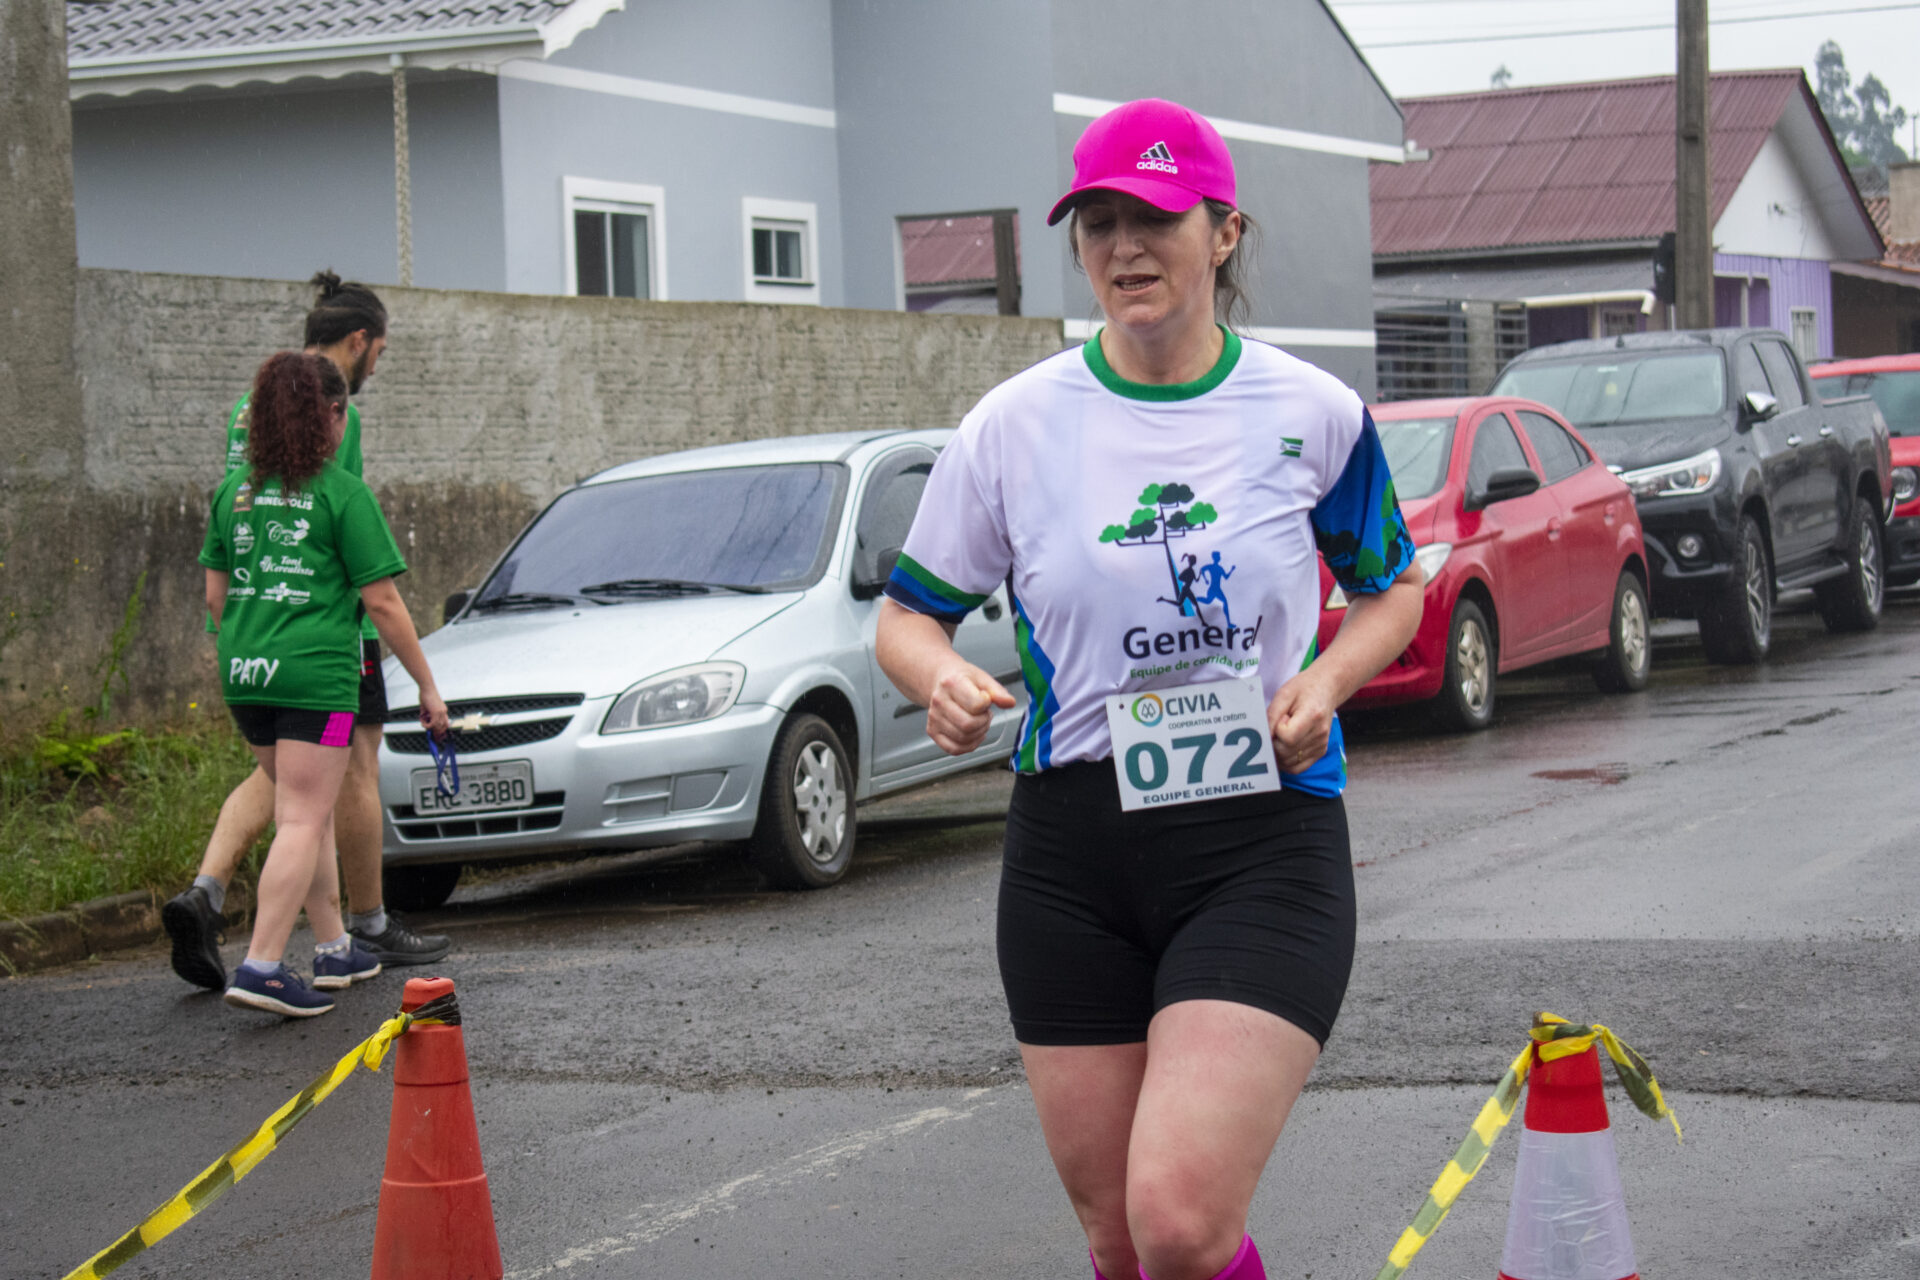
[{"left": 1815, "top": 41, "right": 1910, "bottom": 168}]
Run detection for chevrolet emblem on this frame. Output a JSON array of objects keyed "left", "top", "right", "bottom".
[{"left": 448, "top": 712, "right": 495, "bottom": 734}]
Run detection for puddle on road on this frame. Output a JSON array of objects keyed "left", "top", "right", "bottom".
[{"left": 1530, "top": 762, "right": 1632, "bottom": 785}]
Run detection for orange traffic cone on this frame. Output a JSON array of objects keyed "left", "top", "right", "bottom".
[
  {"left": 370, "top": 977, "right": 503, "bottom": 1280},
  {"left": 1497, "top": 1042, "right": 1639, "bottom": 1280}
]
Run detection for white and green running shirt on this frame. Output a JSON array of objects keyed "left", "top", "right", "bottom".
[{"left": 885, "top": 329, "right": 1414, "bottom": 797}]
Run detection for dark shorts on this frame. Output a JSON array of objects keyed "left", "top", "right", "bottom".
[
  {"left": 230, "top": 704, "right": 357, "bottom": 748},
  {"left": 997, "top": 758, "right": 1356, "bottom": 1047},
  {"left": 357, "top": 638, "right": 388, "bottom": 727}
]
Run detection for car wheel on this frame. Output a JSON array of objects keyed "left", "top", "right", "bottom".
[
  {"left": 1813, "top": 501, "right": 1884, "bottom": 633},
  {"left": 1698, "top": 515, "right": 1771, "bottom": 664},
  {"left": 750, "top": 713, "right": 856, "bottom": 890},
  {"left": 383, "top": 862, "right": 462, "bottom": 912},
  {"left": 1592, "top": 571, "right": 1652, "bottom": 694},
  {"left": 1433, "top": 599, "right": 1495, "bottom": 732}
]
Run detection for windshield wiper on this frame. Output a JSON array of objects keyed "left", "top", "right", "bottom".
[
  {"left": 579, "top": 577, "right": 770, "bottom": 597},
  {"left": 469, "top": 591, "right": 602, "bottom": 612}
]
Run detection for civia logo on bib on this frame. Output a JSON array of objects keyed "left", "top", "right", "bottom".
[
  {"left": 1137, "top": 142, "right": 1178, "bottom": 174},
  {"left": 1130, "top": 693, "right": 1164, "bottom": 726}
]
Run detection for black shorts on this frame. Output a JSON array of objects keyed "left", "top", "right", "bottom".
[
  {"left": 996, "top": 759, "right": 1356, "bottom": 1047},
  {"left": 230, "top": 704, "right": 357, "bottom": 748},
  {"left": 357, "top": 638, "right": 388, "bottom": 726}
]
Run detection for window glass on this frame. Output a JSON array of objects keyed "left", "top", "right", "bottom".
[
  {"left": 574, "top": 211, "right": 608, "bottom": 298},
  {"left": 573, "top": 207, "right": 652, "bottom": 299},
  {"left": 1492, "top": 351, "right": 1726, "bottom": 425},
  {"left": 852, "top": 451, "right": 935, "bottom": 584},
  {"left": 1735, "top": 343, "right": 1771, "bottom": 400},
  {"left": 1467, "top": 415, "right": 1532, "bottom": 493},
  {"left": 1756, "top": 342, "right": 1805, "bottom": 411},
  {"left": 475, "top": 464, "right": 846, "bottom": 606},
  {"left": 1860, "top": 371, "right": 1920, "bottom": 435},
  {"left": 1515, "top": 410, "right": 1589, "bottom": 484},
  {"left": 752, "top": 222, "right": 807, "bottom": 282},
  {"left": 1372, "top": 416, "right": 1455, "bottom": 500}
]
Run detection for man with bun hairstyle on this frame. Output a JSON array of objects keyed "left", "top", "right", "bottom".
[{"left": 163, "top": 271, "right": 450, "bottom": 991}]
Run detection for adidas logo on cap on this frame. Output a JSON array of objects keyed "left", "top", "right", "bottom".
[{"left": 1137, "top": 141, "right": 1178, "bottom": 174}]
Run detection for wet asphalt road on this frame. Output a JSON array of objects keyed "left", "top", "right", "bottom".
[{"left": 5, "top": 590, "right": 1919, "bottom": 1279}]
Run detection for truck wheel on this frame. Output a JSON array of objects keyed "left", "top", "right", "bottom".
[
  {"left": 1433, "top": 599, "right": 1495, "bottom": 732},
  {"left": 1698, "top": 516, "right": 1771, "bottom": 664},
  {"left": 1592, "top": 572, "right": 1651, "bottom": 693},
  {"left": 1813, "top": 501, "right": 1884, "bottom": 633},
  {"left": 383, "top": 863, "right": 462, "bottom": 911},
  {"left": 750, "top": 713, "right": 856, "bottom": 889}
]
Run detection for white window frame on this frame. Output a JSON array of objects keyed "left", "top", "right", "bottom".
[
  {"left": 563, "top": 176, "right": 668, "bottom": 300},
  {"left": 1789, "top": 307, "right": 1818, "bottom": 362},
  {"left": 741, "top": 197, "right": 820, "bottom": 306}
]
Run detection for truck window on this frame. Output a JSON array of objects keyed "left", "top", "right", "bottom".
[
  {"left": 1755, "top": 342, "right": 1805, "bottom": 411},
  {"left": 1493, "top": 351, "right": 1726, "bottom": 426},
  {"left": 1515, "top": 411, "right": 1589, "bottom": 484},
  {"left": 1735, "top": 344, "right": 1771, "bottom": 400},
  {"left": 1467, "top": 414, "right": 1532, "bottom": 493}
]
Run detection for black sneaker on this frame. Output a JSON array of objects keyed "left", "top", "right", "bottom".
[
  {"left": 161, "top": 885, "right": 227, "bottom": 991},
  {"left": 349, "top": 913, "right": 451, "bottom": 966}
]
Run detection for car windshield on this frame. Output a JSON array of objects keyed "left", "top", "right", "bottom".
[
  {"left": 1492, "top": 351, "right": 1726, "bottom": 426},
  {"left": 473, "top": 463, "right": 845, "bottom": 608},
  {"left": 1817, "top": 369, "right": 1920, "bottom": 435},
  {"left": 1373, "top": 416, "right": 1455, "bottom": 500}
]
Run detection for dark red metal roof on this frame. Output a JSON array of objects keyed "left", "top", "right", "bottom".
[
  {"left": 1374, "top": 70, "right": 1804, "bottom": 257},
  {"left": 899, "top": 215, "right": 1020, "bottom": 288}
]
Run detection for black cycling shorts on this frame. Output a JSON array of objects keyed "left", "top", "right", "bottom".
[
  {"left": 357, "top": 638, "right": 388, "bottom": 727},
  {"left": 996, "top": 758, "right": 1356, "bottom": 1047},
  {"left": 230, "top": 704, "right": 357, "bottom": 748}
]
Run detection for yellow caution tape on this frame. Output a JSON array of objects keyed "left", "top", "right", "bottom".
[
  {"left": 1370, "top": 1011, "right": 1680, "bottom": 1280},
  {"left": 61, "top": 993, "right": 458, "bottom": 1280}
]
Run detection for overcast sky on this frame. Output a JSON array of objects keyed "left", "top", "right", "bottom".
[{"left": 1326, "top": 0, "right": 1920, "bottom": 153}]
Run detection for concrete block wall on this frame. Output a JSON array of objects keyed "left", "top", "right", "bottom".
[{"left": 1, "top": 270, "right": 1066, "bottom": 723}]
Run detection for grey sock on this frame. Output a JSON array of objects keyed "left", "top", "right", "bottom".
[
  {"left": 194, "top": 874, "right": 226, "bottom": 913},
  {"left": 349, "top": 907, "right": 388, "bottom": 937},
  {"left": 314, "top": 933, "right": 350, "bottom": 957}
]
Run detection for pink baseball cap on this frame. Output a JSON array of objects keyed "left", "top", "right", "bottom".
[{"left": 1047, "top": 98, "right": 1237, "bottom": 226}]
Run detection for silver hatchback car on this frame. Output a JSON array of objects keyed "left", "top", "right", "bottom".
[{"left": 376, "top": 430, "right": 1026, "bottom": 908}]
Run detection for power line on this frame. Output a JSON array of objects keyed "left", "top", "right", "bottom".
[{"left": 1351, "top": 1, "right": 1920, "bottom": 47}]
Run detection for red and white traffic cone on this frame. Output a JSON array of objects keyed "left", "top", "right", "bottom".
[{"left": 1496, "top": 1042, "right": 1639, "bottom": 1280}]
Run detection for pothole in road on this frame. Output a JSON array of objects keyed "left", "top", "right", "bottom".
[{"left": 1530, "top": 762, "right": 1632, "bottom": 785}]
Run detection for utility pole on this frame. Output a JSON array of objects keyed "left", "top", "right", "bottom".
[{"left": 1675, "top": 0, "right": 1712, "bottom": 329}]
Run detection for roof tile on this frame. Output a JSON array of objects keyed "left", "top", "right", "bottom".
[{"left": 68, "top": 0, "right": 573, "bottom": 61}]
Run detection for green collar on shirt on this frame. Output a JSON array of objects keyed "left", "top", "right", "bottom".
[{"left": 1082, "top": 325, "right": 1242, "bottom": 402}]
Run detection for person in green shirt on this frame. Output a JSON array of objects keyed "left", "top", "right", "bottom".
[
  {"left": 202, "top": 351, "right": 450, "bottom": 1017},
  {"left": 164, "top": 273, "right": 452, "bottom": 992}
]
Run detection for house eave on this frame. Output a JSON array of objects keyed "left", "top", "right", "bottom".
[{"left": 1375, "top": 240, "right": 1662, "bottom": 267}]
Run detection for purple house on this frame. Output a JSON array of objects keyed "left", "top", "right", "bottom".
[{"left": 1368, "top": 70, "right": 1884, "bottom": 399}]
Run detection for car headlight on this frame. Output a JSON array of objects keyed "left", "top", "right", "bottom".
[
  {"left": 1894, "top": 466, "right": 1918, "bottom": 505},
  {"left": 1325, "top": 542, "right": 1451, "bottom": 610},
  {"left": 600, "top": 662, "right": 744, "bottom": 734},
  {"left": 1619, "top": 448, "right": 1721, "bottom": 500}
]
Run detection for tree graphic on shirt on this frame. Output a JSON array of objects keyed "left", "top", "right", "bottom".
[{"left": 1099, "top": 483, "right": 1218, "bottom": 613}]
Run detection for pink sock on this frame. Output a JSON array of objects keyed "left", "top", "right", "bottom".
[{"left": 1138, "top": 1235, "right": 1264, "bottom": 1280}]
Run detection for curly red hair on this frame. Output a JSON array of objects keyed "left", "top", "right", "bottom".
[{"left": 248, "top": 352, "right": 346, "bottom": 493}]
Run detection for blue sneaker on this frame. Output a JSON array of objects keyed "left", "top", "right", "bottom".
[
  {"left": 224, "top": 963, "right": 335, "bottom": 1017},
  {"left": 312, "top": 941, "right": 382, "bottom": 990}
]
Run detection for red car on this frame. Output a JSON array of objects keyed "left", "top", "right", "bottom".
[
  {"left": 1808, "top": 353, "right": 1920, "bottom": 586},
  {"left": 1318, "top": 397, "right": 1649, "bottom": 730}
]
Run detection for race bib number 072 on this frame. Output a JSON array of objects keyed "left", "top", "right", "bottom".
[{"left": 1104, "top": 675, "right": 1280, "bottom": 812}]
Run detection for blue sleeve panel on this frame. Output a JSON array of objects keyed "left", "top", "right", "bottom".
[{"left": 1310, "top": 408, "right": 1416, "bottom": 595}]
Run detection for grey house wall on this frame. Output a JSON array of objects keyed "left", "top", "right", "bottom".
[
  {"left": 498, "top": 0, "right": 845, "bottom": 302},
  {"left": 829, "top": 0, "right": 1066, "bottom": 319},
  {"left": 1047, "top": 0, "right": 1401, "bottom": 394},
  {"left": 71, "top": 76, "right": 506, "bottom": 292}
]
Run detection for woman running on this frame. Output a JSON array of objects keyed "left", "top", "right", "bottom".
[
  {"left": 877, "top": 99, "right": 1423, "bottom": 1280},
  {"left": 201, "top": 351, "right": 450, "bottom": 1018}
]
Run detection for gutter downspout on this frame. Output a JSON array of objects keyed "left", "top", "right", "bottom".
[
  {"left": 392, "top": 53, "right": 412, "bottom": 287},
  {"left": 1518, "top": 290, "right": 1656, "bottom": 315}
]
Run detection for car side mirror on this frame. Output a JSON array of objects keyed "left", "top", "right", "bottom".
[
  {"left": 1743, "top": 390, "right": 1778, "bottom": 423},
  {"left": 850, "top": 547, "right": 902, "bottom": 601},
  {"left": 1467, "top": 467, "right": 1541, "bottom": 510},
  {"left": 442, "top": 589, "right": 472, "bottom": 623}
]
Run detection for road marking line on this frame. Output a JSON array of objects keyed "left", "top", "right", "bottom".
[{"left": 507, "top": 1088, "right": 1009, "bottom": 1277}]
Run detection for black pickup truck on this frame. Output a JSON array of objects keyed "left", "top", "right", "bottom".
[{"left": 1491, "top": 328, "right": 1893, "bottom": 663}]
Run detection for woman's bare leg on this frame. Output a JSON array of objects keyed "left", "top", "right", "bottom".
[
  {"left": 244, "top": 739, "right": 352, "bottom": 967},
  {"left": 1020, "top": 1040, "right": 1150, "bottom": 1279}
]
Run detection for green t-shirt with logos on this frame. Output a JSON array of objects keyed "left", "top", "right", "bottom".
[
  {"left": 199, "top": 461, "right": 408, "bottom": 711},
  {"left": 216, "top": 391, "right": 378, "bottom": 639}
]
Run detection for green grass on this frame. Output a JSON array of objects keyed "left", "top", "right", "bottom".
[{"left": 0, "top": 715, "right": 269, "bottom": 920}]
